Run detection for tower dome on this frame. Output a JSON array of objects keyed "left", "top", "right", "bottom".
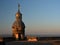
[{"left": 16, "top": 12, "right": 22, "bottom": 19}]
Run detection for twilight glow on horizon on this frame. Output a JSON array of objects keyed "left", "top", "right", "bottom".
[{"left": 0, "top": 0, "right": 60, "bottom": 36}]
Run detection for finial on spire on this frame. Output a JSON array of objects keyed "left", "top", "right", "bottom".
[{"left": 18, "top": 4, "right": 20, "bottom": 12}]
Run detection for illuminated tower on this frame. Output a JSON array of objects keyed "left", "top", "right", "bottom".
[{"left": 12, "top": 4, "right": 25, "bottom": 40}]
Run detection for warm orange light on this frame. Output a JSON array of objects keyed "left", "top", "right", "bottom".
[
  {"left": 15, "top": 34, "right": 18, "bottom": 39},
  {"left": 0, "top": 37, "right": 3, "bottom": 42},
  {"left": 16, "top": 14, "right": 19, "bottom": 17},
  {"left": 27, "top": 36, "right": 38, "bottom": 41},
  {"left": 28, "top": 38, "right": 37, "bottom": 41}
]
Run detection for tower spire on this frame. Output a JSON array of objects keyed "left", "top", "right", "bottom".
[{"left": 18, "top": 4, "right": 20, "bottom": 12}]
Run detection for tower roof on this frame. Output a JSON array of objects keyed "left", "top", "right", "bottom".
[
  {"left": 18, "top": 4, "right": 20, "bottom": 12},
  {"left": 16, "top": 4, "right": 22, "bottom": 16}
]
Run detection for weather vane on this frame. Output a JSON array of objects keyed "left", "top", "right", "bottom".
[{"left": 18, "top": 3, "right": 20, "bottom": 12}]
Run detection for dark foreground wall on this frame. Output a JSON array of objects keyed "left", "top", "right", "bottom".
[
  {"left": 1, "top": 40, "right": 60, "bottom": 45},
  {"left": 1, "top": 37, "right": 60, "bottom": 45},
  {"left": 5, "top": 41, "right": 52, "bottom": 45},
  {"left": 0, "top": 41, "right": 6, "bottom": 45}
]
